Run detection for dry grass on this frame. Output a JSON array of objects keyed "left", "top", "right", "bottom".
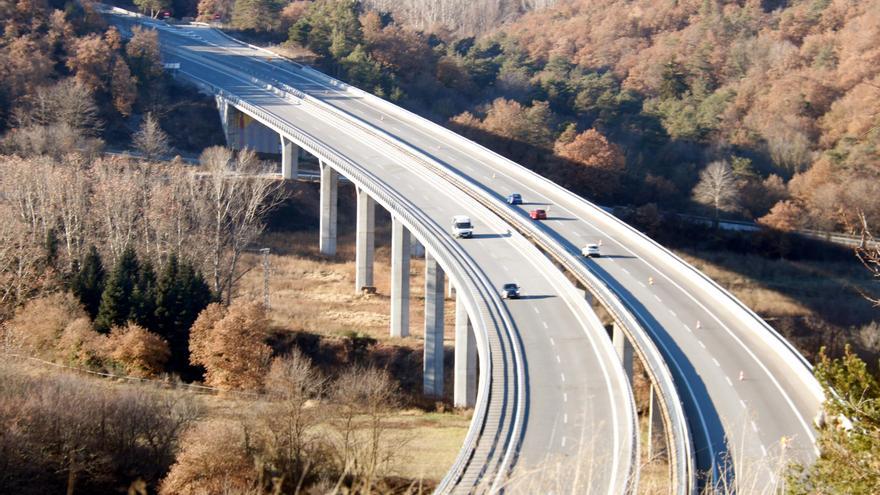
[
  {"left": 237, "top": 230, "right": 458, "bottom": 349},
  {"left": 384, "top": 409, "right": 472, "bottom": 482},
  {"left": 679, "top": 250, "right": 877, "bottom": 325}
]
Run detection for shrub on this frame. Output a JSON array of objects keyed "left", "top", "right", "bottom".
[
  {"left": 106, "top": 322, "right": 170, "bottom": 378},
  {"left": 55, "top": 317, "right": 106, "bottom": 368},
  {"left": 6, "top": 292, "right": 87, "bottom": 358},
  {"left": 159, "top": 419, "right": 260, "bottom": 495}
]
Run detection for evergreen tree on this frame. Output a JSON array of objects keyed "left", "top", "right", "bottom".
[
  {"left": 94, "top": 246, "right": 140, "bottom": 333},
  {"left": 154, "top": 253, "right": 214, "bottom": 373},
  {"left": 130, "top": 260, "right": 157, "bottom": 330},
  {"left": 71, "top": 245, "right": 105, "bottom": 319},
  {"left": 231, "top": 0, "right": 278, "bottom": 32}
]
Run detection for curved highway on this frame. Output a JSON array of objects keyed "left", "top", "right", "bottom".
[{"left": 104, "top": 9, "right": 641, "bottom": 493}]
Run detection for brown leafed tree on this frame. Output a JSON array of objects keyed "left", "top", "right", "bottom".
[
  {"left": 67, "top": 34, "right": 114, "bottom": 92},
  {"left": 110, "top": 57, "right": 138, "bottom": 117},
  {"left": 106, "top": 322, "right": 171, "bottom": 377},
  {"left": 0, "top": 36, "right": 54, "bottom": 101},
  {"left": 5, "top": 292, "right": 88, "bottom": 358},
  {"left": 692, "top": 160, "right": 740, "bottom": 228},
  {"left": 188, "top": 301, "right": 273, "bottom": 390},
  {"left": 553, "top": 128, "right": 625, "bottom": 197},
  {"left": 126, "top": 26, "right": 164, "bottom": 82},
  {"left": 758, "top": 200, "right": 807, "bottom": 232},
  {"left": 56, "top": 317, "right": 106, "bottom": 367}
]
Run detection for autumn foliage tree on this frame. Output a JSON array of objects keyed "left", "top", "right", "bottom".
[
  {"left": 189, "top": 301, "right": 273, "bottom": 390},
  {"left": 553, "top": 128, "right": 625, "bottom": 197},
  {"left": 106, "top": 322, "right": 171, "bottom": 378},
  {"left": 5, "top": 292, "right": 89, "bottom": 358}
]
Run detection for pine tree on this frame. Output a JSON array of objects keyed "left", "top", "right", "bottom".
[
  {"left": 155, "top": 253, "right": 214, "bottom": 373},
  {"left": 94, "top": 246, "right": 140, "bottom": 333},
  {"left": 71, "top": 245, "right": 105, "bottom": 319},
  {"left": 130, "top": 260, "right": 157, "bottom": 330}
]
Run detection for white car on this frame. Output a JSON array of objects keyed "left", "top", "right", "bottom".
[
  {"left": 582, "top": 243, "right": 601, "bottom": 257},
  {"left": 452, "top": 215, "right": 474, "bottom": 238}
]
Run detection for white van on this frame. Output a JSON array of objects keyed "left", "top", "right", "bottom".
[{"left": 452, "top": 215, "right": 474, "bottom": 238}]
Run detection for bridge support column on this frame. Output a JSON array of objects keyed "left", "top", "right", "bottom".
[
  {"left": 423, "top": 253, "right": 445, "bottom": 397},
  {"left": 355, "top": 187, "right": 375, "bottom": 293},
  {"left": 411, "top": 238, "right": 425, "bottom": 258},
  {"left": 646, "top": 384, "right": 666, "bottom": 460},
  {"left": 612, "top": 323, "right": 633, "bottom": 383},
  {"left": 454, "top": 297, "right": 477, "bottom": 408},
  {"left": 217, "top": 97, "right": 241, "bottom": 149},
  {"left": 280, "top": 136, "right": 299, "bottom": 180},
  {"left": 319, "top": 160, "right": 338, "bottom": 256},
  {"left": 390, "top": 218, "right": 410, "bottom": 338}
]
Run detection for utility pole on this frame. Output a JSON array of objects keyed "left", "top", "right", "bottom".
[{"left": 261, "top": 248, "right": 271, "bottom": 310}]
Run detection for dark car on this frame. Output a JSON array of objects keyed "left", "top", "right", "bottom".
[
  {"left": 507, "top": 193, "right": 522, "bottom": 205},
  {"left": 529, "top": 209, "right": 547, "bottom": 220},
  {"left": 501, "top": 283, "right": 520, "bottom": 299}
]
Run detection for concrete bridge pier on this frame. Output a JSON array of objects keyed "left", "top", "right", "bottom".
[
  {"left": 612, "top": 323, "right": 634, "bottom": 383},
  {"left": 646, "top": 384, "right": 666, "bottom": 460},
  {"left": 423, "top": 252, "right": 445, "bottom": 397},
  {"left": 411, "top": 238, "right": 425, "bottom": 258},
  {"left": 454, "top": 297, "right": 477, "bottom": 408},
  {"left": 281, "top": 136, "right": 299, "bottom": 179},
  {"left": 390, "top": 218, "right": 411, "bottom": 338},
  {"left": 216, "top": 96, "right": 281, "bottom": 153},
  {"left": 319, "top": 160, "right": 338, "bottom": 256},
  {"left": 355, "top": 187, "right": 375, "bottom": 293},
  {"left": 217, "top": 97, "right": 241, "bottom": 149}
]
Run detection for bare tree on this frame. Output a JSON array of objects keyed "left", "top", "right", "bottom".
[
  {"left": 260, "top": 351, "right": 327, "bottom": 491},
  {"left": 47, "top": 155, "right": 91, "bottom": 271},
  {"left": 191, "top": 147, "right": 286, "bottom": 304},
  {"left": 330, "top": 365, "right": 401, "bottom": 492},
  {"left": 132, "top": 113, "right": 171, "bottom": 161},
  {"left": 91, "top": 157, "right": 146, "bottom": 263},
  {"left": 692, "top": 160, "right": 740, "bottom": 228},
  {"left": 856, "top": 212, "right": 880, "bottom": 306}
]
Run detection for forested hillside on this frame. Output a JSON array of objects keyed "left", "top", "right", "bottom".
[
  {"left": 192, "top": 0, "right": 879, "bottom": 233},
  {"left": 360, "top": 0, "right": 557, "bottom": 36},
  {"left": 499, "top": 0, "right": 880, "bottom": 232}
]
